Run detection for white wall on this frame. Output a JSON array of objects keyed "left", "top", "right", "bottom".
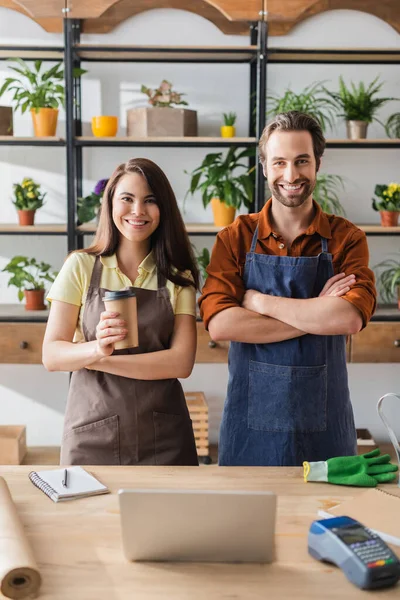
[{"left": 0, "top": 7, "right": 399, "bottom": 448}]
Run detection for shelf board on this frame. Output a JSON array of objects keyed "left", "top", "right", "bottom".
[
  {"left": 0, "top": 46, "right": 64, "bottom": 61},
  {"left": 0, "top": 136, "right": 65, "bottom": 146},
  {"left": 75, "top": 44, "right": 257, "bottom": 63},
  {"left": 77, "top": 222, "right": 225, "bottom": 236},
  {"left": 268, "top": 48, "right": 400, "bottom": 64},
  {"left": 371, "top": 305, "right": 400, "bottom": 322},
  {"left": 326, "top": 139, "right": 400, "bottom": 149},
  {"left": 0, "top": 224, "right": 67, "bottom": 235},
  {"left": 0, "top": 304, "right": 49, "bottom": 322},
  {"left": 77, "top": 223, "right": 400, "bottom": 237},
  {"left": 75, "top": 136, "right": 257, "bottom": 148},
  {"left": 357, "top": 225, "right": 400, "bottom": 235}
]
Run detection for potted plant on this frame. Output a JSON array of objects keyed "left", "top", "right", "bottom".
[
  {"left": 12, "top": 177, "right": 46, "bottom": 226},
  {"left": 313, "top": 174, "right": 346, "bottom": 216},
  {"left": 0, "top": 58, "right": 85, "bottom": 137},
  {"left": 185, "top": 147, "right": 255, "bottom": 227},
  {"left": 325, "top": 76, "right": 397, "bottom": 140},
  {"left": 2, "top": 256, "right": 58, "bottom": 311},
  {"left": 375, "top": 254, "right": 400, "bottom": 309},
  {"left": 385, "top": 112, "right": 400, "bottom": 139},
  {"left": 77, "top": 178, "right": 109, "bottom": 224},
  {"left": 127, "top": 79, "right": 197, "bottom": 137},
  {"left": 372, "top": 183, "right": 400, "bottom": 227},
  {"left": 267, "top": 82, "right": 336, "bottom": 132},
  {"left": 221, "top": 112, "right": 236, "bottom": 138}
]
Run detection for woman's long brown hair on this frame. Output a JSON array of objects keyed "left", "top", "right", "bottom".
[{"left": 80, "top": 158, "right": 199, "bottom": 289}]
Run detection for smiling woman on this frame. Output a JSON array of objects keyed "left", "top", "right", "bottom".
[{"left": 42, "top": 158, "right": 200, "bottom": 468}]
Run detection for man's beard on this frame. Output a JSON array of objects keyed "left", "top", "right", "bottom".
[{"left": 269, "top": 177, "right": 316, "bottom": 208}]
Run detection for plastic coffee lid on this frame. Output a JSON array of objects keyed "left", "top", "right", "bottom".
[{"left": 102, "top": 288, "right": 136, "bottom": 301}]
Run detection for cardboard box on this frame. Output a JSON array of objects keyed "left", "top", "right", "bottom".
[
  {"left": 127, "top": 106, "right": 198, "bottom": 137},
  {"left": 0, "top": 106, "right": 13, "bottom": 136},
  {"left": 0, "top": 426, "right": 27, "bottom": 464}
]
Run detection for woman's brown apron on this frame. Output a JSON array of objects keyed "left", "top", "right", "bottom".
[{"left": 60, "top": 256, "right": 198, "bottom": 466}]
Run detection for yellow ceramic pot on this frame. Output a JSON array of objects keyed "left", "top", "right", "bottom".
[
  {"left": 220, "top": 125, "right": 236, "bottom": 138},
  {"left": 30, "top": 108, "right": 59, "bottom": 137},
  {"left": 211, "top": 197, "right": 236, "bottom": 227},
  {"left": 91, "top": 116, "right": 118, "bottom": 137}
]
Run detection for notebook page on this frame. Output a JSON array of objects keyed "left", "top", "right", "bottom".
[{"left": 33, "top": 466, "right": 108, "bottom": 497}]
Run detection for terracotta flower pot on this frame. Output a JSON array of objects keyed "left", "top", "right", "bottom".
[
  {"left": 380, "top": 211, "right": 399, "bottom": 227},
  {"left": 30, "top": 108, "right": 59, "bottom": 137},
  {"left": 17, "top": 209, "right": 36, "bottom": 226},
  {"left": 220, "top": 125, "right": 236, "bottom": 138},
  {"left": 211, "top": 197, "right": 236, "bottom": 227},
  {"left": 24, "top": 289, "right": 46, "bottom": 311}
]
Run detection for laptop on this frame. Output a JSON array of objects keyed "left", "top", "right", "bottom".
[{"left": 118, "top": 488, "right": 276, "bottom": 563}]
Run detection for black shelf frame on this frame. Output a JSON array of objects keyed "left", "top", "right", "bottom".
[
  {"left": 268, "top": 48, "right": 400, "bottom": 65},
  {"left": 66, "top": 17, "right": 268, "bottom": 250}
]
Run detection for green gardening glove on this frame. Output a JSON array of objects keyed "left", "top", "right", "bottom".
[{"left": 303, "top": 448, "right": 399, "bottom": 487}]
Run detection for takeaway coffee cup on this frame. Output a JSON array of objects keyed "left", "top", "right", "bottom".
[{"left": 102, "top": 288, "right": 138, "bottom": 350}]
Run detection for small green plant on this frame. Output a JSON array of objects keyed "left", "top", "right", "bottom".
[
  {"left": 185, "top": 147, "right": 255, "bottom": 210},
  {"left": 372, "top": 183, "right": 400, "bottom": 212},
  {"left": 223, "top": 112, "right": 236, "bottom": 126},
  {"left": 141, "top": 79, "right": 188, "bottom": 108},
  {"left": 2, "top": 256, "right": 58, "bottom": 302},
  {"left": 0, "top": 58, "right": 86, "bottom": 113},
  {"left": 374, "top": 254, "right": 400, "bottom": 304},
  {"left": 12, "top": 177, "right": 46, "bottom": 211},
  {"left": 195, "top": 247, "right": 210, "bottom": 284},
  {"left": 267, "top": 82, "right": 336, "bottom": 132},
  {"left": 385, "top": 112, "right": 400, "bottom": 138},
  {"left": 313, "top": 174, "right": 346, "bottom": 216},
  {"left": 325, "top": 76, "right": 396, "bottom": 123},
  {"left": 77, "top": 178, "right": 109, "bottom": 224}
]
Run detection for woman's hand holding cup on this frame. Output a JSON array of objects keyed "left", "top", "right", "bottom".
[{"left": 95, "top": 311, "right": 127, "bottom": 357}]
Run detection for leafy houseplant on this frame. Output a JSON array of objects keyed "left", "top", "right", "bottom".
[
  {"left": 12, "top": 177, "right": 46, "bottom": 226},
  {"left": 313, "top": 174, "right": 346, "bottom": 216},
  {"left": 195, "top": 247, "right": 210, "bottom": 286},
  {"left": 372, "top": 183, "right": 400, "bottom": 227},
  {"left": 221, "top": 112, "right": 237, "bottom": 138},
  {"left": 325, "top": 76, "right": 396, "bottom": 140},
  {"left": 2, "top": 256, "right": 58, "bottom": 311},
  {"left": 375, "top": 255, "right": 400, "bottom": 309},
  {"left": 385, "top": 113, "right": 400, "bottom": 139},
  {"left": 140, "top": 80, "right": 188, "bottom": 107},
  {"left": 0, "top": 58, "right": 85, "bottom": 137},
  {"left": 267, "top": 82, "right": 336, "bottom": 133},
  {"left": 127, "top": 79, "right": 197, "bottom": 137},
  {"left": 77, "top": 178, "right": 109, "bottom": 224},
  {"left": 185, "top": 147, "right": 255, "bottom": 227}
]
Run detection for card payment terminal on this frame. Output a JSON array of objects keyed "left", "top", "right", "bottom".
[{"left": 308, "top": 516, "right": 400, "bottom": 590}]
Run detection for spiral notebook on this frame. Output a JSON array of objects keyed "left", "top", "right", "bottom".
[
  {"left": 317, "top": 486, "right": 400, "bottom": 547},
  {"left": 28, "top": 466, "right": 109, "bottom": 503}
]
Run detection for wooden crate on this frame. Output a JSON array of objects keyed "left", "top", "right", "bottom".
[
  {"left": 184, "top": 392, "right": 209, "bottom": 459},
  {"left": 356, "top": 428, "right": 377, "bottom": 455}
]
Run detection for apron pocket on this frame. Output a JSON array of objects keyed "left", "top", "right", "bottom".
[
  {"left": 62, "top": 414, "right": 121, "bottom": 465},
  {"left": 153, "top": 412, "right": 198, "bottom": 466},
  {"left": 248, "top": 361, "right": 327, "bottom": 433}
]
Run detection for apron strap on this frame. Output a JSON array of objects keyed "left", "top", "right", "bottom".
[
  {"left": 90, "top": 255, "right": 103, "bottom": 289},
  {"left": 250, "top": 225, "right": 259, "bottom": 253},
  {"left": 321, "top": 237, "right": 329, "bottom": 253}
]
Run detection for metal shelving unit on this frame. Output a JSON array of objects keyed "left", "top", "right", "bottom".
[{"left": 64, "top": 17, "right": 268, "bottom": 251}]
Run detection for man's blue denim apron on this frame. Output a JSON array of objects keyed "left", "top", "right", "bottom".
[{"left": 219, "top": 225, "right": 357, "bottom": 466}]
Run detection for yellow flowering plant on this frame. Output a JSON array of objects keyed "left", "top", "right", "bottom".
[
  {"left": 372, "top": 183, "right": 400, "bottom": 212},
  {"left": 12, "top": 177, "right": 46, "bottom": 211}
]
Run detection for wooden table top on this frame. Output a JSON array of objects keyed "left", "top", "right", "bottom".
[{"left": 1, "top": 466, "right": 399, "bottom": 599}]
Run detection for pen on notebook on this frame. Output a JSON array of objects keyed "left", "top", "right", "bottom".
[{"left": 62, "top": 468, "right": 68, "bottom": 488}]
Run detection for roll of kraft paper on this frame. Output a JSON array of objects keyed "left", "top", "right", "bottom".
[{"left": 0, "top": 477, "right": 41, "bottom": 599}]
